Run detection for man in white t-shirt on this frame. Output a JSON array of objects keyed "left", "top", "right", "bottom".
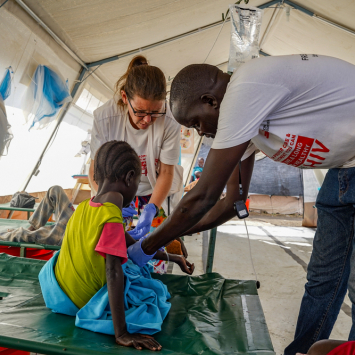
[{"left": 129, "top": 55, "right": 355, "bottom": 355}]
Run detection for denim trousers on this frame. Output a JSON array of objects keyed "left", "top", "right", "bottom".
[{"left": 285, "top": 168, "right": 355, "bottom": 355}]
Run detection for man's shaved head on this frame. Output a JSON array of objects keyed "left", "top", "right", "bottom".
[
  {"left": 170, "top": 64, "right": 220, "bottom": 121},
  {"left": 169, "top": 64, "right": 230, "bottom": 138}
]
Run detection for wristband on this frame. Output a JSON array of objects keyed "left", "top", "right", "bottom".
[
  {"left": 153, "top": 204, "right": 159, "bottom": 217},
  {"left": 127, "top": 238, "right": 157, "bottom": 267}
]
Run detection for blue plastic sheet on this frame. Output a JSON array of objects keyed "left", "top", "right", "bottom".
[
  {"left": 24, "top": 65, "right": 72, "bottom": 130},
  {"left": 0, "top": 67, "right": 12, "bottom": 101}
]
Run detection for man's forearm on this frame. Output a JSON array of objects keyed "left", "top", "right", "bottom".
[
  {"left": 184, "top": 198, "right": 236, "bottom": 234},
  {"left": 142, "top": 182, "right": 219, "bottom": 254},
  {"left": 183, "top": 152, "right": 254, "bottom": 235},
  {"left": 141, "top": 143, "right": 253, "bottom": 255}
]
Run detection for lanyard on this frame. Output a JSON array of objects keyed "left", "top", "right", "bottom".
[{"left": 239, "top": 161, "right": 243, "bottom": 196}]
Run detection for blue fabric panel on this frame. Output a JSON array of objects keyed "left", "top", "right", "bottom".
[{"left": 0, "top": 68, "right": 12, "bottom": 100}]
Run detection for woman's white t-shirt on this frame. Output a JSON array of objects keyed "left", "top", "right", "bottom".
[
  {"left": 91, "top": 99, "right": 180, "bottom": 196},
  {"left": 212, "top": 55, "right": 355, "bottom": 169}
]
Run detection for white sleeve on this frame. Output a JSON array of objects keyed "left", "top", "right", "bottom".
[
  {"left": 211, "top": 81, "right": 290, "bottom": 150},
  {"left": 159, "top": 118, "right": 180, "bottom": 166},
  {"left": 90, "top": 111, "right": 106, "bottom": 160}
]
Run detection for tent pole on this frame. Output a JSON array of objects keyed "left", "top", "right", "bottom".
[
  {"left": 14, "top": 0, "right": 112, "bottom": 94},
  {"left": 185, "top": 137, "right": 204, "bottom": 187},
  {"left": 21, "top": 68, "right": 87, "bottom": 191}
]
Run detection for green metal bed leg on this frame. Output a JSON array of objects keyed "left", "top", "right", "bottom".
[
  {"left": 206, "top": 227, "right": 217, "bottom": 273},
  {"left": 20, "top": 247, "right": 26, "bottom": 258},
  {"left": 27, "top": 211, "right": 30, "bottom": 220}
]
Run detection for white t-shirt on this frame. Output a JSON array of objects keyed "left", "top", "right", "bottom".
[
  {"left": 212, "top": 55, "right": 355, "bottom": 169},
  {"left": 91, "top": 99, "right": 180, "bottom": 195},
  {"left": 124, "top": 116, "right": 154, "bottom": 195}
]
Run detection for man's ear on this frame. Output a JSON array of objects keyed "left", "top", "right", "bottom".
[
  {"left": 121, "top": 90, "right": 128, "bottom": 104},
  {"left": 201, "top": 94, "right": 218, "bottom": 109},
  {"left": 125, "top": 170, "right": 135, "bottom": 187}
]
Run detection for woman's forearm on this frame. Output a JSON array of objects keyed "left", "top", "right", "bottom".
[
  {"left": 88, "top": 160, "right": 99, "bottom": 195},
  {"left": 149, "top": 162, "right": 174, "bottom": 208}
]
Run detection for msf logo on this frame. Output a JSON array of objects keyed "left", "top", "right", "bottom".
[{"left": 263, "top": 120, "right": 270, "bottom": 139}]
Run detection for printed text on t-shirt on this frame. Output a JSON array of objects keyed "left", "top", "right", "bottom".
[{"left": 270, "top": 134, "right": 329, "bottom": 168}]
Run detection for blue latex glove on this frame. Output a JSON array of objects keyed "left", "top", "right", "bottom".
[
  {"left": 128, "top": 203, "right": 156, "bottom": 240},
  {"left": 127, "top": 238, "right": 156, "bottom": 267},
  {"left": 122, "top": 201, "right": 138, "bottom": 218}
]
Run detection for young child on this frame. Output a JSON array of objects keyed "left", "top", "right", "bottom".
[{"left": 40, "top": 140, "right": 194, "bottom": 351}]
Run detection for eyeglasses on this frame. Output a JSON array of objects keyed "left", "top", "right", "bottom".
[{"left": 127, "top": 97, "right": 166, "bottom": 118}]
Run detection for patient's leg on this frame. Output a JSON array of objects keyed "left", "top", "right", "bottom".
[
  {"left": 0, "top": 186, "right": 75, "bottom": 245},
  {"left": 29, "top": 185, "right": 74, "bottom": 229}
]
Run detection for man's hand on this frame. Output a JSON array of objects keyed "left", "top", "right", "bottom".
[
  {"left": 170, "top": 255, "right": 195, "bottom": 275},
  {"left": 116, "top": 332, "right": 162, "bottom": 351}
]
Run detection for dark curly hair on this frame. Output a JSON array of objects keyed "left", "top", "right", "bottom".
[{"left": 94, "top": 141, "right": 141, "bottom": 184}]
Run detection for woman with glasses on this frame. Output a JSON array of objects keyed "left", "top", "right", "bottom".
[{"left": 89, "top": 56, "right": 186, "bottom": 261}]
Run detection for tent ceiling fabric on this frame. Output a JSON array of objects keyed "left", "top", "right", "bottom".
[
  {"left": 11, "top": 0, "right": 355, "bottom": 92},
  {"left": 293, "top": 0, "right": 355, "bottom": 32}
]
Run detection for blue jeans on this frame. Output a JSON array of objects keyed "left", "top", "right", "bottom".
[{"left": 285, "top": 168, "right": 355, "bottom": 355}]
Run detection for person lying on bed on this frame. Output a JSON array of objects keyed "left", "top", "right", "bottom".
[{"left": 41, "top": 140, "right": 194, "bottom": 351}]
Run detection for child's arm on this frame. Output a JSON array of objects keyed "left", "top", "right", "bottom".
[
  {"left": 106, "top": 254, "right": 162, "bottom": 351},
  {"left": 154, "top": 251, "right": 195, "bottom": 275},
  {"left": 125, "top": 232, "right": 194, "bottom": 275}
]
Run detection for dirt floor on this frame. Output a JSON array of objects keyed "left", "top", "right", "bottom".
[
  {"left": 247, "top": 211, "right": 304, "bottom": 227},
  {"left": 173, "top": 214, "right": 351, "bottom": 355}
]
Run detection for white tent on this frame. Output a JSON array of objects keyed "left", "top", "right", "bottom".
[{"left": 0, "top": 0, "right": 354, "bottom": 197}]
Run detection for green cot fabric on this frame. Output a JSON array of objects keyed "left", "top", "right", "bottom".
[{"left": 0, "top": 253, "right": 275, "bottom": 355}]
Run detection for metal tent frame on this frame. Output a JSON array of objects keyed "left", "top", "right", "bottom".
[{"left": 13, "top": 0, "right": 355, "bottom": 192}]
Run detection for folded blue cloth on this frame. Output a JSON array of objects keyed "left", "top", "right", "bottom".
[{"left": 39, "top": 252, "right": 171, "bottom": 335}]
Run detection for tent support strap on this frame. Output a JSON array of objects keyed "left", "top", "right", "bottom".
[{"left": 21, "top": 68, "right": 87, "bottom": 191}]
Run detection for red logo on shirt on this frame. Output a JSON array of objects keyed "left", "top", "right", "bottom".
[
  {"left": 138, "top": 155, "right": 159, "bottom": 176},
  {"left": 270, "top": 134, "right": 329, "bottom": 168}
]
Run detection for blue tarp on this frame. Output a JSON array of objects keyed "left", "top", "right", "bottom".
[
  {"left": 0, "top": 67, "right": 12, "bottom": 101},
  {"left": 24, "top": 65, "right": 72, "bottom": 130}
]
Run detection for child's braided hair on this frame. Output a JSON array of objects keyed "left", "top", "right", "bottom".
[{"left": 94, "top": 140, "right": 141, "bottom": 184}]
